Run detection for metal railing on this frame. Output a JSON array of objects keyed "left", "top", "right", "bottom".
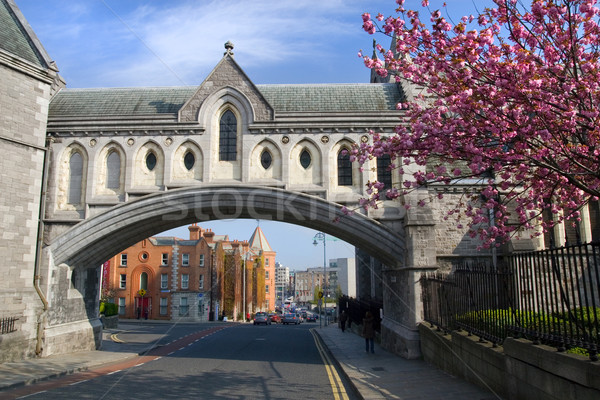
[
  {"left": 421, "top": 242, "right": 600, "bottom": 361},
  {"left": 0, "top": 316, "right": 19, "bottom": 334}
]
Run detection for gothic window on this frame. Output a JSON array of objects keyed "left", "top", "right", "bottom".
[
  {"left": 106, "top": 151, "right": 120, "bottom": 189},
  {"left": 146, "top": 152, "right": 157, "bottom": 171},
  {"left": 184, "top": 151, "right": 195, "bottom": 171},
  {"left": 260, "top": 149, "right": 272, "bottom": 169},
  {"left": 68, "top": 152, "right": 83, "bottom": 204},
  {"left": 377, "top": 154, "right": 393, "bottom": 191},
  {"left": 219, "top": 109, "right": 237, "bottom": 161},
  {"left": 300, "top": 149, "right": 311, "bottom": 169},
  {"left": 337, "top": 149, "right": 352, "bottom": 186}
]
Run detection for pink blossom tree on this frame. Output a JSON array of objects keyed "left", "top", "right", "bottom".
[{"left": 356, "top": 0, "right": 600, "bottom": 247}]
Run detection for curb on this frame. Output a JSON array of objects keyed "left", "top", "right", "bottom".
[{"left": 313, "top": 328, "right": 364, "bottom": 400}]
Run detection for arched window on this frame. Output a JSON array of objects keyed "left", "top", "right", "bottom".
[
  {"left": 300, "top": 149, "right": 311, "bottom": 169},
  {"left": 377, "top": 154, "right": 392, "bottom": 191},
  {"left": 260, "top": 149, "right": 272, "bottom": 169},
  {"left": 140, "top": 272, "right": 148, "bottom": 291},
  {"left": 146, "top": 152, "right": 157, "bottom": 171},
  {"left": 219, "top": 109, "right": 237, "bottom": 161},
  {"left": 184, "top": 151, "right": 195, "bottom": 170},
  {"left": 68, "top": 152, "right": 83, "bottom": 204},
  {"left": 106, "top": 151, "right": 120, "bottom": 189},
  {"left": 337, "top": 149, "right": 352, "bottom": 186}
]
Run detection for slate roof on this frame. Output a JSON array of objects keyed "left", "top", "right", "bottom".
[
  {"left": 248, "top": 226, "right": 273, "bottom": 252},
  {"left": 48, "top": 83, "right": 404, "bottom": 118},
  {"left": 0, "top": 0, "right": 46, "bottom": 67}
]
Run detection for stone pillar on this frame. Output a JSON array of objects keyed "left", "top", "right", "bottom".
[
  {"left": 39, "top": 244, "right": 102, "bottom": 357},
  {"left": 379, "top": 191, "right": 437, "bottom": 359}
]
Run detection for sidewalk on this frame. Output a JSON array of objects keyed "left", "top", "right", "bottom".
[
  {"left": 0, "top": 321, "right": 500, "bottom": 399},
  {"left": 314, "top": 323, "right": 501, "bottom": 400}
]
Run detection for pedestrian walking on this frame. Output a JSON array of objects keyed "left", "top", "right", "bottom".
[
  {"left": 339, "top": 310, "right": 348, "bottom": 333},
  {"left": 362, "top": 311, "right": 375, "bottom": 353}
]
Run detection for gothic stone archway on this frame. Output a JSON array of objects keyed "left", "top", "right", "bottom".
[{"left": 41, "top": 185, "right": 430, "bottom": 358}]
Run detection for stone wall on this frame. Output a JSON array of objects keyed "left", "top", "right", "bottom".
[
  {"left": 419, "top": 324, "right": 600, "bottom": 400},
  {"left": 0, "top": 62, "right": 50, "bottom": 362}
]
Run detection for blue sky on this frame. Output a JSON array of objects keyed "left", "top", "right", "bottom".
[{"left": 16, "top": 0, "right": 491, "bottom": 269}]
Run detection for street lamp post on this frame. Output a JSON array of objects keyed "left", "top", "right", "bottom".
[{"left": 313, "top": 232, "right": 327, "bottom": 326}]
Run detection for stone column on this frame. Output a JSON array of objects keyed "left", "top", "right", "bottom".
[{"left": 379, "top": 190, "right": 437, "bottom": 359}]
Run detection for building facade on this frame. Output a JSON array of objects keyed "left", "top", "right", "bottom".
[
  {"left": 103, "top": 224, "right": 276, "bottom": 322},
  {"left": 275, "top": 263, "right": 290, "bottom": 307},
  {"left": 328, "top": 258, "right": 356, "bottom": 299}
]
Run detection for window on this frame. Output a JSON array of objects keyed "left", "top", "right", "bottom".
[
  {"left": 118, "top": 297, "right": 126, "bottom": 315},
  {"left": 161, "top": 253, "right": 169, "bottom": 266},
  {"left": 106, "top": 151, "right": 120, "bottom": 189},
  {"left": 119, "top": 274, "right": 126, "bottom": 289},
  {"left": 161, "top": 274, "right": 168, "bottom": 289},
  {"left": 300, "top": 149, "right": 311, "bottom": 169},
  {"left": 199, "top": 254, "right": 205, "bottom": 267},
  {"left": 182, "top": 274, "right": 189, "bottom": 289},
  {"left": 182, "top": 253, "right": 189, "bottom": 266},
  {"left": 184, "top": 151, "right": 195, "bottom": 170},
  {"left": 265, "top": 271, "right": 269, "bottom": 279},
  {"left": 266, "top": 284, "right": 269, "bottom": 294},
  {"left": 146, "top": 152, "right": 157, "bottom": 171},
  {"left": 260, "top": 150, "right": 272, "bottom": 169},
  {"left": 199, "top": 274, "right": 204, "bottom": 289},
  {"left": 265, "top": 258, "right": 269, "bottom": 267},
  {"left": 68, "top": 152, "right": 83, "bottom": 204},
  {"left": 219, "top": 110, "right": 237, "bottom": 161},
  {"left": 180, "top": 297, "right": 189, "bottom": 316},
  {"left": 337, "top": 149, "right": 352, "bottom": 186},
  {"left": 377, "top": 154, "right": 392, "bottom": 191},
  {"left": 120, "top": 254, "right": 127, "bottom": 267},
  {"left": 140, "top": 272, "right": 148, "bottom": 291},
  {"left": 160, "top": 298, "right": 168, "bottom": 316}
]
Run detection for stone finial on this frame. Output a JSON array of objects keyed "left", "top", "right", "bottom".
[{"left": 224, "top": 41, "right": 234, "bottom": 56}]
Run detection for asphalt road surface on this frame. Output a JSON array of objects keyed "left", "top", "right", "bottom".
[{"left": 8, "top": 322, "right": 357, "bottom": 399}]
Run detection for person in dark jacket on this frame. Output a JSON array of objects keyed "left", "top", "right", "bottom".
[
  {"left": 362, "top": 311, "right": 375, "bottom": 353},
  {"left": 339, "top": 310, "right": 348, "bottom": 332}
]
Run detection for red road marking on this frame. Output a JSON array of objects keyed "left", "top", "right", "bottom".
[{"left": 2, "top": 326, "right": 229, "bottom": 399}]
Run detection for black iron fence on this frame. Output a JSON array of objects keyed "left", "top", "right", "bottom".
[
  {"left": 421, "top": 242, "right": 600, "bottom": 361},
  {"left": 338, "top": 295, "right": 382, "bottom": 332},
  {"left": 0, "top": 316, "right": 18, "bottom": 334}
]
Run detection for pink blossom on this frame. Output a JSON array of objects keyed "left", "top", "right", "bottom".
[{"left": 356, "top": 0, "right": 600, "bottom": 246}]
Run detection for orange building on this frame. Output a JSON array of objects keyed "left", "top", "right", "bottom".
[{"left": 101, "top": 224, "right": 276, "bottom": 321}]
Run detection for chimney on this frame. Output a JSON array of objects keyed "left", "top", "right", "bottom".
[
  {"left": 189, "top": 223, "right": 201, "bottom": 240},
  {"left": 204, "top": 229, "right": 215, "bottom": 243}
]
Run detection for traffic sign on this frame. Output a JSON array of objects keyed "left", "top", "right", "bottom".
[
  {"left": 318, "top": 290, "right": 323, "bottom": 299},
  {"left": 138, "top": 289, "right": 146, "bottom": 297}
]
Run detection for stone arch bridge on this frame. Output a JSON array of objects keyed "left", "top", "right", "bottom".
[{"left": 36, "top": 46, "right": 442, "bottom": 360}]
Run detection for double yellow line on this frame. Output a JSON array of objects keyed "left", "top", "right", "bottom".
[
  {"left": 311, "top": 328, "right": 350, "bottom": 400},
  {"left": 110, "top": 333, "right": 125, "bottom": 343}
]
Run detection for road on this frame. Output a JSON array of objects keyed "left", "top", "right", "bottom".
[{"left": 7, "top": 321, "right": 357, "bottom": 399}]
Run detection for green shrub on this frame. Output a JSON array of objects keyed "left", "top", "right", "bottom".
[
  {"left": 566, "top": 346, "right": 589, "bottom": 357},
  {"left": 100, "top": 302, "right": 118, "bottom": 317}
]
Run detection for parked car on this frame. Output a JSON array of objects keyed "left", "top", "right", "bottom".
[
  {"left": 282, "top": 313, "right": 299, "bottom": 325},
  {"left": 253, "top": 312, "right": 271, "bottom": 325},
  {"left": 268, "top": 313, "right": 281, "bottom": 323},
  {"left": 306, "top": 313, "right": 317, "bottom": 322}
]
